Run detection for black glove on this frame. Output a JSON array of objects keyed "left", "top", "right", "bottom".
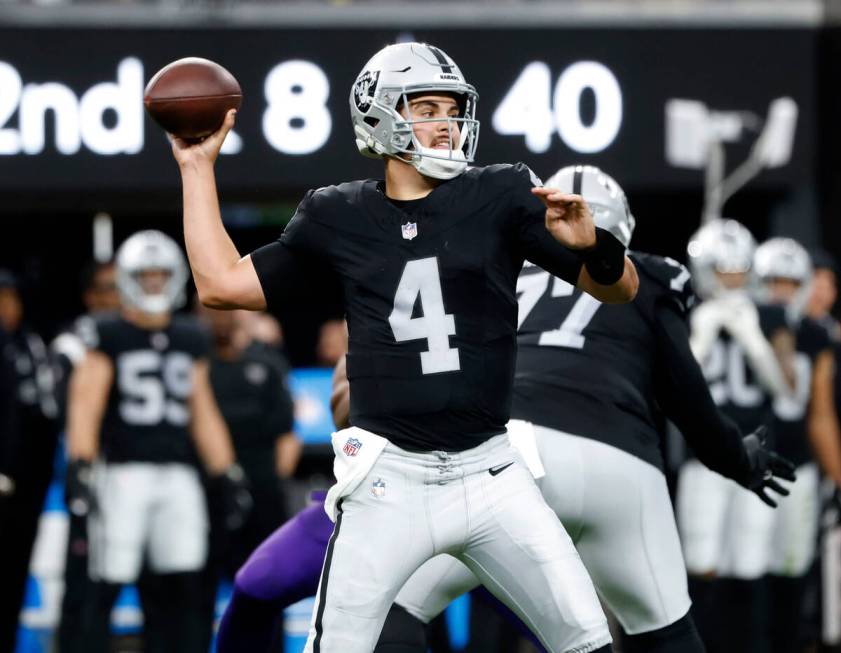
[
  {"left": 65, "top": 459, "right": 96, "bottom": 517},
  {"left": 743, "top": 426, "right": 797, "bottom": 508},
  {"left": 217, "top": 463, "right": 253, "bottom": 531}
]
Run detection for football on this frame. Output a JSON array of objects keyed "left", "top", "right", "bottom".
[{"left": 144, "top": 57, "right": 242, "bottom": 141}]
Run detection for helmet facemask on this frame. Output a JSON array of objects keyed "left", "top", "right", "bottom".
[
  {"left": 687, "top": 219, "right": 758, "bottom": 300},
  {"left": 115, "top": 230, "right": 188, "bottom": 316},
  {"left": 753, "top": 237, "right": 814, "bottom": 322}
]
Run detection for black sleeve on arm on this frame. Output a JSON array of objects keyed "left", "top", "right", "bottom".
[
  {"left": 250, "top": 191, "right": 333, "bottom": 314},
  {"left": 250, "top": 241, "right": 315, "bottom": 314},
  {"left": 653, "top": 300, "right": 751, "bottom": 485},
  {"left": 509, "top": 164, "right": 583, "bottom": 285}
]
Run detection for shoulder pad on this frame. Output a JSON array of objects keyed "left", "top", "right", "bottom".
[
  {"left": 631, "top": 251, "right": 695, "bottom": 314},
  {"left": 308, "top": 181, "right": 366, "bottom": 212},
  {"left": 473, "top": 162, "right": 541, "bottom": 189},
  {"left": 86, "top": 312, "right": 123, "bottom": 349}
]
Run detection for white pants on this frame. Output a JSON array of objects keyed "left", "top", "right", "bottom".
[
  {"left": 88, "top": 462, "right": 209, "bottom": 584},
  {"left": 305, "top": 431, "right": 611, "bottom": 653},
  {"left": 397, "top": 424, "right": 691, "bottom": 636},
  {"left": 769, "top": 463, "right": 819, "bottom": 577},
  {"left": 676, "top": 459, "right": 775, "bottom": 579}
]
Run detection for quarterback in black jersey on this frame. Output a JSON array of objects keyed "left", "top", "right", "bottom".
[
  {"left": 171, "top": 42, "right": 638, "bottom": 653},
  {"left": 65, "top": 230, "right": 249, "bottom": 653}
]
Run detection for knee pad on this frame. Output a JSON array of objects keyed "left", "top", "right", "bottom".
[
  {"left": 374, "top": 604, "right": 427, "bottom": 653},
  {"left": 623, "top": 614, "right": 705, "bottom": 653}
]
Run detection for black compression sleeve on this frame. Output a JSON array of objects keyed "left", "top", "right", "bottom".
[
  {"left": 250, "top": 240, "right": 319, "bottom": 314},
  {"left": 653, "top": 301, "right": 751, "bottom": 485},
  {"left": 579, "top": 227, "right": 626, "bottom": 285}
]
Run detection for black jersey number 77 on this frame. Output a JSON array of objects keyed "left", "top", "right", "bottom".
[{"left": 516, "top": 268, "right": 602, "bottom": 348}]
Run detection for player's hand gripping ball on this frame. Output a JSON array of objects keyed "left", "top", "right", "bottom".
[{"left": 144, "top": 57, "right": 242, "bottom": 141}]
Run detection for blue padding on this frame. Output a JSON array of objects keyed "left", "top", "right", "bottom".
[
  {"left": 288, "top": 368, "right": 335, "bottom": 445},
  {"left": 445, "top": 593, "right": 471, "bottom": 650}
]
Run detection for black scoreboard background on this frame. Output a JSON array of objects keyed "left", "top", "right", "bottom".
[{"left": 0, "top": 26, "right": 816, "bottom": 199}]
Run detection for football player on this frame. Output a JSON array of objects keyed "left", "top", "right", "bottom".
[
  {"left": 676, "top": 220, "right": 797, "bottom": 653},
  {"left": 754, "top": 238, "right": 841, "bottom": 653},
  {"left": 65, "top": 230, "right": 250, "bottom": 653},
  {"left": 216, "top": 166, "right": 795, "bottom": 653},
  {"left": 51, "top": 259, "right": 121, "bottom": 653},
  {"left": 806, "top": 249, "right": 840, "bottom": 341},
  {"left": 171, "top": 42, "right": 640, "bottom": 653},
  {"left": 0, "top": 270, "right": 59, "bottom": 653}
]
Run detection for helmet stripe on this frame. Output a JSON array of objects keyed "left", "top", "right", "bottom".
[
  {"left": 426, "top": 45, "right": 453, "bottom": 74},
  {"left": 573, "top": 167, "right": 583, "bottom": 195}
]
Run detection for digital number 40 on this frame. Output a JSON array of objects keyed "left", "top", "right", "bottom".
[{"left": 492, "top": 61, "right": 623, "bottom": 155}]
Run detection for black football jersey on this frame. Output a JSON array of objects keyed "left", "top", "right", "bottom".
[
  {"left": 84, "top": 313, "right": 211, "bottom": 464},
  {"left": 209, "top": 345, "right": 294, "bottom": 471},
  {"left": 511, "top": 251, "right": 692, "bottom": 469},
  {"left": 251, "top": 163, "right": 583, "bottom": 452},
  {"left": 773, "top": 316, "right": 831, "bottom": 467},
  {"left": 698, "top": 302, "right": 788, "bottom": 436}
]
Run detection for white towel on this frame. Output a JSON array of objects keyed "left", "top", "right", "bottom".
[
  {"left": 324, "top": 426, "right": 389, "bottom": 522},
  {"left": 507, "top": 419, "right": 546, "bottom": 479}
]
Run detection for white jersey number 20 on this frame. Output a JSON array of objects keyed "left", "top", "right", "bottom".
[{"left": 389, "top": 257, "right": 461, "bottom": 375}]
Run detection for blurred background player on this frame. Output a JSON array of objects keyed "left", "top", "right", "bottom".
[
  {"left": 806, "top": 249, "right": 840, "bottom": 342},
  {"left": 51, "top": 259, "right": 121, "bottom": 653},
  {"left": 196, "top": 304, "right": 300, "bottom": 651},
  {"left": 64, "top": 230, "right": 251, "bottom": 653},
  {"left": 0, "top": 270, "right": 59, "bottom": 653},
  {"left": 754, "top": 238, "right": 841, "bottom": 653},
  {"left": 216, "top": 166, "right": 795, "bottom": 653},
  {"left": 677, "top": 219, "right": 797, "bottom": 653},
  {"left": 199, "top": 305, "right": 299, "bottom": 568}
]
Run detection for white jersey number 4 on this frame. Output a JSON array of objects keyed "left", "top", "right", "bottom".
[{"left": 389, "top": 257, "right": 460, "bottom": 375}]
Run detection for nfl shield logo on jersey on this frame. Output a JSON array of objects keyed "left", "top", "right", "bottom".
[
  {"left": 401, "top": 222, "right": 418, "bottom": 240},
  {"left": 371, "top": 478, "right": 386, "bottom": 498},
  {"left": 343, "top": 437, "right": 362, "bottom": 457}
]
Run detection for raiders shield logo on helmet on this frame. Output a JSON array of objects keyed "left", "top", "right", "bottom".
[{"left": 353, "top": 70, "right": 380, "bottom": 113}]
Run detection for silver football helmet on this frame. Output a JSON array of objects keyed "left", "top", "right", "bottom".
[
  {"left": 115, "top": 230, "right": 188, "bottom": 315},
  {"left": 687, "top": 219, "right": 757, "bottom": 299},
  {"left": 754, "top": 237, "right": 813, "bottom": 320},
  {"left": 544, "top": 165, "right": 635, "bottom": 248},
  {"left": 349, "top": 42, "right": 480, "bottom": 180}
]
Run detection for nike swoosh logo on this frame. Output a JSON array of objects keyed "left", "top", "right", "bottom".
[{"left": 488, "top": 462, "right": 514, "bottom": 476}]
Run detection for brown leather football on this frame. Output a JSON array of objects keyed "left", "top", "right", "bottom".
[{"left": 144, "top": 57, "right": 242, "bottom": 140}]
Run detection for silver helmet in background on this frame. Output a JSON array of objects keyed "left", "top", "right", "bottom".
[
  {"left": 115, "top": 230, "right": 188, "bottom": 315},
  {"left": 544, "top": 165, "right": 635, "bottom": 248},
  {"left": 687, "top": 219, "right": 757, "bottom": 299},
  {"left": 754, "top": 236, "right": 813, "bottom": 321},
  {"left": 349, "top": 42, "right": 480, "bottom": 180}
]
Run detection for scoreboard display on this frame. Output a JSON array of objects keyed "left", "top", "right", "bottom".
[{"left": 0, "top": 26, "right": 816, "bottom": 195}]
